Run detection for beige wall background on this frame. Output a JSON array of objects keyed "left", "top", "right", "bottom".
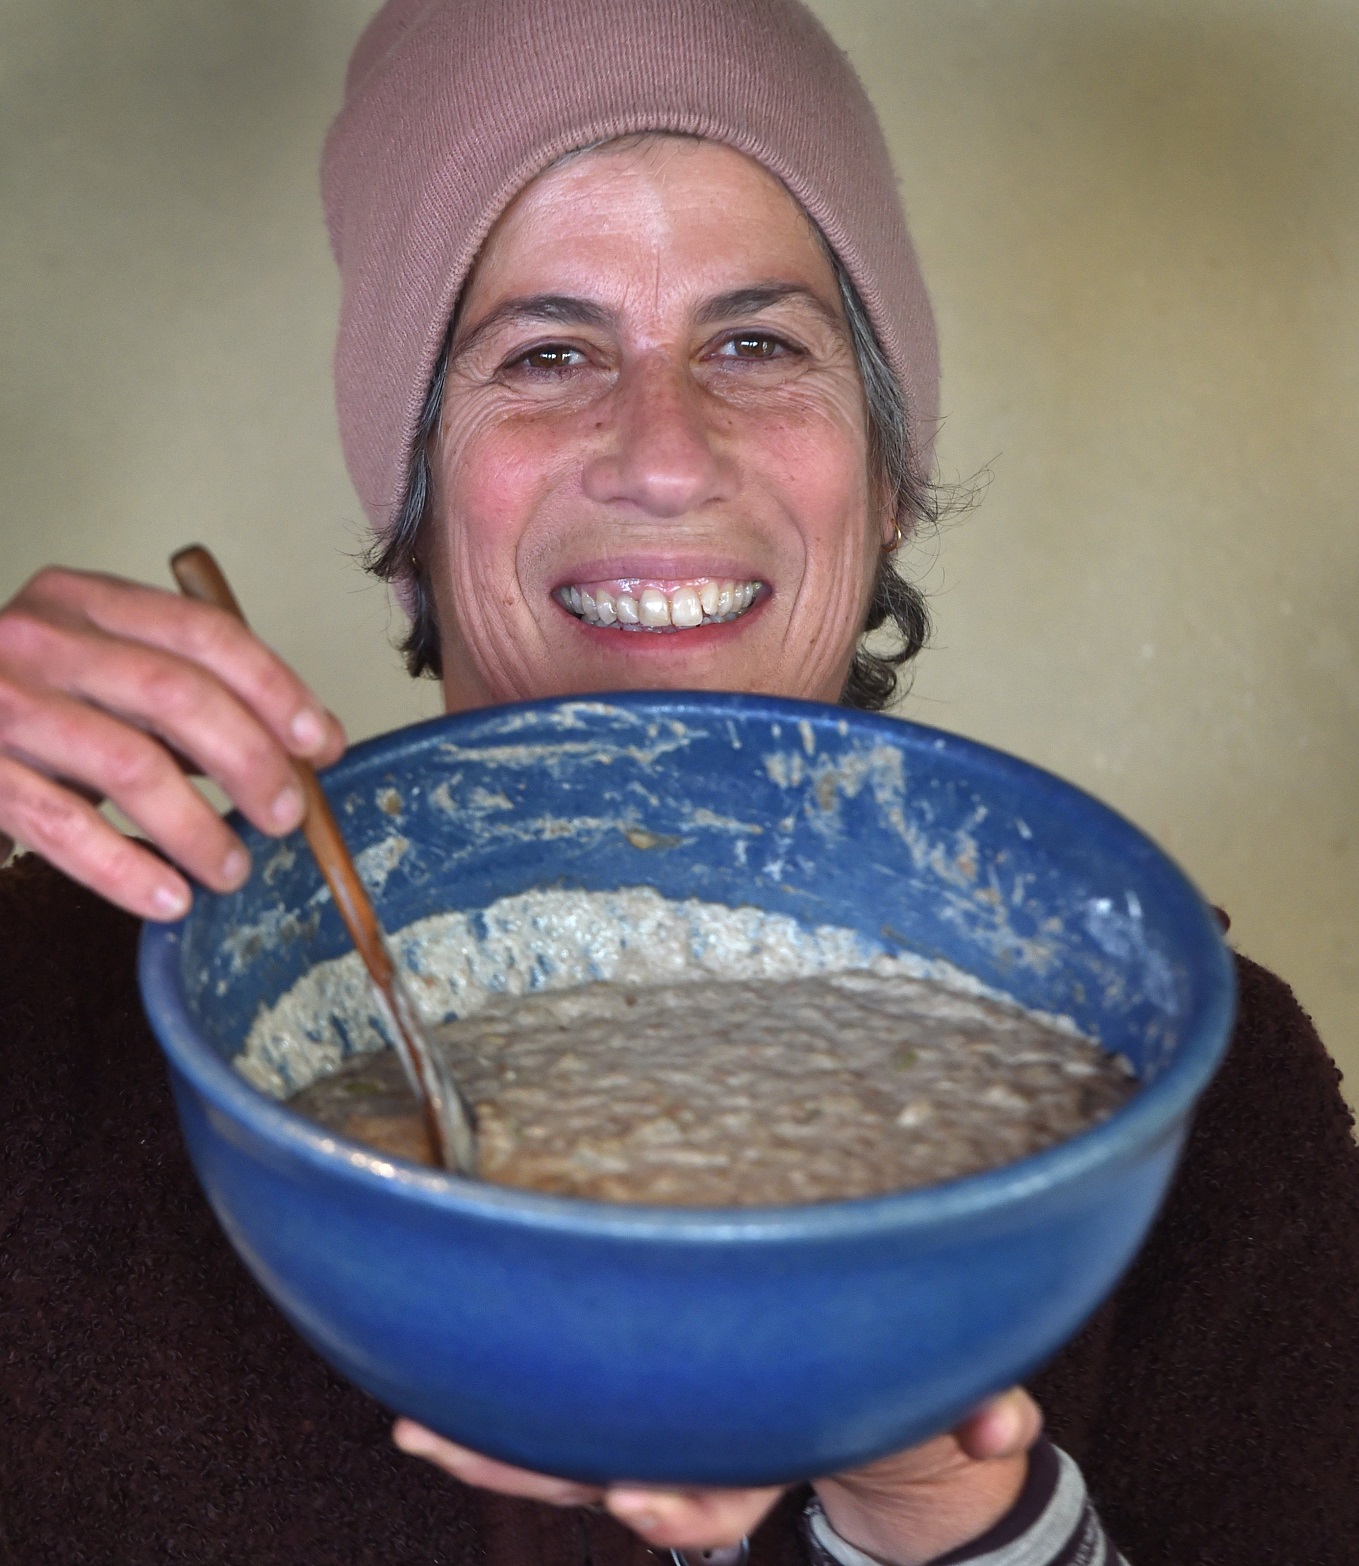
[{"left": 3, "top": 2, "right": 1355, "bottom": 1105}]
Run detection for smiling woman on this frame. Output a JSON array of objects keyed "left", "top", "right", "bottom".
[
  {"left": 371, "top": 136, "right": 933, "bottom": 713},
  {"left": 420, "top": 137, "right": 890, "bottom": 712},
  {"left": 1, "top": 0, "right": 1358, "bottom": 1562}
]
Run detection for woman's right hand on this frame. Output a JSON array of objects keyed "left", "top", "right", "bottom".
[{"left": 0, "top": 565, "right": 345, "bottom": 919}]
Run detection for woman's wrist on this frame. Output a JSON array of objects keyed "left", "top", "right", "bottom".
[
  {"left": 809, "top": 1450, "right": 1029, "bottom": 1566},
  {"left": 805, "top": 1439, "right": 1125, "bottom": 1566}
]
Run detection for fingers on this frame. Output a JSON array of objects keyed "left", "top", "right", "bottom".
[
  {"left": 952, "top": 1388, "right": 1043, "bottom": 1463},
  {"left": 53, "top": 638, "right": 311, "bottom": 841},
  {"left": 23, "top": 567, "right": 346, "bottom": 766},
  {"left": 391, "top": 1421, "right": 604, "bottom": 1507},
  {"left": 0, "top": 754, "right": 192, "bottom": 918},
  {"left": 0, "top": 684, "right": 255, "bottom": 896},
  {"left": 391, "top": 1421, "right": 781, "bottom": 1553},
  {"left": 10, "top": 570, "right": 345, "bottom": 777},
  {"left": 604, "top": 1483, "right": 782, "bottom": 1551},
  {"left": 0, "top": 566, "right": 348, "bottom": 911}
]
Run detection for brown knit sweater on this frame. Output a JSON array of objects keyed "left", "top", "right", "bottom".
[{"left": 1, "top": 853, "right": 1357, "bottom": 1565}]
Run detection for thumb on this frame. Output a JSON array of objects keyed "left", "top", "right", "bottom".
[{"left": 953, "top": 1388, "right": 1043, "bottom": 1462}]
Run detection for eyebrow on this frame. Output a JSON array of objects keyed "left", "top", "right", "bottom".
[
  {"left": 692, "top": 282, "right": 843, "bottom": 331},
  {"left": 450, "top": 294, "right": 614, "bottom": 361},
  {"left": 450, "top": 282, "right": 843, "bottom": 361}
]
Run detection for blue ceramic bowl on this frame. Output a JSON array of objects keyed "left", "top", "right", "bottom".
[{"left": 139, "top": 693, "right": 1235, "bottom": 1486}]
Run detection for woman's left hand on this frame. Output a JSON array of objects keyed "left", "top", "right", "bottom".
[{"left": 392, "top": 1386, "right": 1041, "bottom": 1562}]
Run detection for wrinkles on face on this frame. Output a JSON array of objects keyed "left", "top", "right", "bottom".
[
  {"left": 425, "top": 136, "right": 881, "bottom": 712},
  {"left": 425, "top": 402, "right": 569, "bottom": 707}
]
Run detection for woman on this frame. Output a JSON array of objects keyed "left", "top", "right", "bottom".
[{"left": 1, "top": 2, "right": 1356, "bottom": 1562}]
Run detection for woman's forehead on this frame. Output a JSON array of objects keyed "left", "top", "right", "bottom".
[{"left": 458, "top": 136, "right": 841, "bottom": 327}]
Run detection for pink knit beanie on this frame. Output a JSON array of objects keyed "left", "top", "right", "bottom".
[{"left": 322, "top": 0, "right": 939, "bottom": 540}]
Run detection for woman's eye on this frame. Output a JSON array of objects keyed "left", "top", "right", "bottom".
[
  {"left": 507, "top": 344, "right": 587, "bottom": 372},
  {"left": 715, "top": 332, "right": 795, "bottom": 362}
]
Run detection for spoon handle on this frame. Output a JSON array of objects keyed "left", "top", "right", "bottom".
[{"left": 169, "top": 545, "right": 476, "bottom": 1174}]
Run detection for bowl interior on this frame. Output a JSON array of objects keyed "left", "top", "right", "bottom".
[{"left": 173, "top": 693, "right": 1231, "bottom": 1131}]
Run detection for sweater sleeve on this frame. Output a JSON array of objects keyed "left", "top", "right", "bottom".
[{"left": 801, "top": 1440, "right": 1128, "bottom": 1566}]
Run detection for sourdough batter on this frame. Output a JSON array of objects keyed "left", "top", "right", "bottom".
[
  {"left": 251, "top": 887, "right": 1134, "bottom": 1206},
  {"left": 290, "top": 968, "right": 1132, "bottom": 1203}
]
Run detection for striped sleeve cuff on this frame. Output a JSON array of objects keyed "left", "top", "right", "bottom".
[{"left": 801, "top": 1437, "right": 1129, "bottom": 1566}]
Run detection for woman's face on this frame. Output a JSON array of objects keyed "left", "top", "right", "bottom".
[{"left": 426, "top": 136, "right": 891, "bottom": 712}]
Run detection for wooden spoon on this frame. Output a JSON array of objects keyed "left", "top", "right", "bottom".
[{"left": 170, "top": 545, "right": 477, "bottom": 1175}]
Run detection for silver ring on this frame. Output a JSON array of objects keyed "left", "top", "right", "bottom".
[{"left": 670, "top": 1542, "right": 751, "bottom": 1566}]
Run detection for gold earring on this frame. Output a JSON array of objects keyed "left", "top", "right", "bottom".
[{"left": 884, "top": 519, "right": 904, "bottom": 554}]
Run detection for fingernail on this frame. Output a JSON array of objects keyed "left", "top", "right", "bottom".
[
  {"left": 988, "top": 1401, "right": 1019, "bottom": 1450},
  {"left": 290, "top": 709, "right": 325, "bottom": 751},
  {"left": 608, "top": 1492, "right": 677, "bottom": 1531},
  {"left": 271, "top": 783, "right": 304, "bottom": 828},
  {"left": 152, "top": 882, "right": 190, "bottom": 918},
  {"left": 221, "top": 847, "right": 250, "bottom": 888},
  {"left": 614, "top": 1507, "right": 660, "bottom": 1534}
]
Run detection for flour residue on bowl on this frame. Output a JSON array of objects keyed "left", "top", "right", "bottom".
[{"left": 237, "top": 888, "right": 889, "bottom": 1098}]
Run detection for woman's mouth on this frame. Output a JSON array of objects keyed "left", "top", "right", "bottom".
[{"left": 553, "top": 577, "right": 765, "bottom": 631}]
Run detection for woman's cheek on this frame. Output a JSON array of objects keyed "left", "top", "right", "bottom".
[
  {"left": 769, "top": 435, "right": 878, "bottom": 692},
  {"left": 423, "top": 484, "right": 508, "bottom": 685},
  {"left": 452, "top": 415, "right": 536, "bottom": 530},
  {"left": 439, "top": 430, "right": 552, "bottom": 605},
  {"left": 766, "top": 418, "right": 876, "bottom": 582}
]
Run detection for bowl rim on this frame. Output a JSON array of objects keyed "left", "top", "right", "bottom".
[{"left": 139, "top": 691, "right": 1237, "bottom": 1244}]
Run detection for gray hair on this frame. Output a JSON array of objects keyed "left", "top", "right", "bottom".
[{"left": 366, "top": 250, "right": 933, "bottom": 710}]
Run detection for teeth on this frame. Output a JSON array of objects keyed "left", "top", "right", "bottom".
[
  {"left": 638, "top": 588, "right": 671, "bottom": 628},
  {"left": 670, "top": 586, "right": 703, "bottom": 628},
  {"left": 558, "top": 578, "right": 764, "bottom": 631}
]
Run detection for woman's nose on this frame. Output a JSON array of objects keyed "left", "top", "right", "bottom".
[{"left": 582, "top": 353, "right": 733, "bottom": 518}]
